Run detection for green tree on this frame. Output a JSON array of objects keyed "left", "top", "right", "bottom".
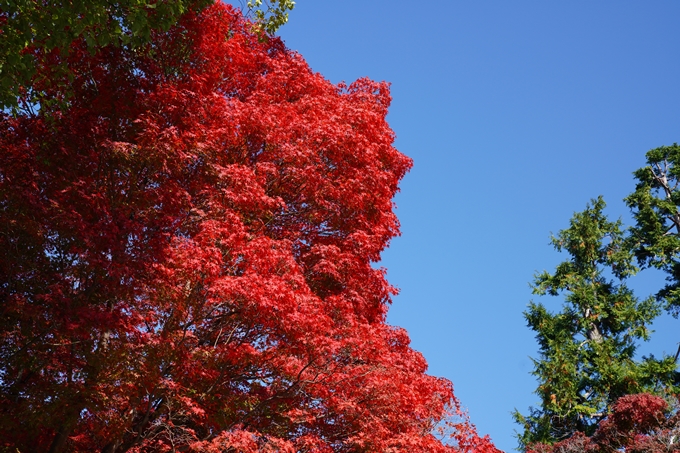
[
  {"left": 245, "top": 0, "right": 296, "bottom": 34},
  {"left": 514, "top": 197, "right": 679, "bottom": 449},
  {"left": 626, "top": 144, "right": 680, "bottom": 319}
]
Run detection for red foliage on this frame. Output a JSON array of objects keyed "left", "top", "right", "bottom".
[
  {"left": 0, "top": 4, "right": 498, "bottom": 452},
  {"left": 526, "top": 394, "right": 680, "bottom": 453}
]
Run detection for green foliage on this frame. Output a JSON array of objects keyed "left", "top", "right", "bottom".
[
  {"left": 246, "top": 0, "right": 296, "bottom": 34},
  {"left": 0, "top": 0, "right": 214, "bottom": 111},
  {"left": 514, "top": 197, "right": 680, "bottom": 449},
  {"left": 626, "top": 144, "right": 680, "bottom": 317}
]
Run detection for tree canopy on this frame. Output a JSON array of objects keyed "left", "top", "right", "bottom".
[
  {"left": 0, "top": 0, "right": 295, "bottom": 111},
  {"left": 515, "top": 197, "right": 680, "bottom": 448},
  {"left": 0, "top": 0, "right": 214, "bottom": 110},
  {"left": 0, "top": 4, "right": 497, "bottom": 452},
  {"left": 244, "top": 0, "right": 296, "bottom": 34},
  {"left": 526, "top": 393, "right": 680, "bottom": 453},
  {"left": 627, "top": 144, "right": 680, "bottom": 317}
]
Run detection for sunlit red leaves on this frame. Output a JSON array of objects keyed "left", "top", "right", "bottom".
[
  {"left": 0, "top": 3, "right": 496, "bottom": 452},
  {"left": 527, "top": 394, "right": 680, "bottom": 453}
]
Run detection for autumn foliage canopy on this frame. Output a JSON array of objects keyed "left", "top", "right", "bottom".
[
  {"left": 527, "top": 393, "right": 680, "bottom": 453},
  {"left": 0, "top": 4, "right": 498, "bottom": 452}
]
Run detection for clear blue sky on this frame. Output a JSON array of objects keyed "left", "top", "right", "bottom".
[{"left": 235, "top": 2, "right": 680, "bottom": 451}]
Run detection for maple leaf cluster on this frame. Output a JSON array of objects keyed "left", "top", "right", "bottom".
[
  {"left": 526, "top": 393, "right": 680, "bottom": 453},
  {"left": 0, "top": 4, "right": 499, "bottom": 452}
]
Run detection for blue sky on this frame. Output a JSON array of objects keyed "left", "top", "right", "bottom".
[{"left": 238, "top": 2, "right": 680, "bottom": 451}]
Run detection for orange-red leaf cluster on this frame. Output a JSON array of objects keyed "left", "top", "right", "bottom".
[{"left": 527, "top": 394, "right": 680, "bottom": 453}]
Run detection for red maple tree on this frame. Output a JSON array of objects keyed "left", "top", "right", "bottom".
[
  {"left": 0, "top": 4, "right": 499, "bottom": 452},
  {"left": 527, "top": 393, "right": 680, "bottom": 453}
]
